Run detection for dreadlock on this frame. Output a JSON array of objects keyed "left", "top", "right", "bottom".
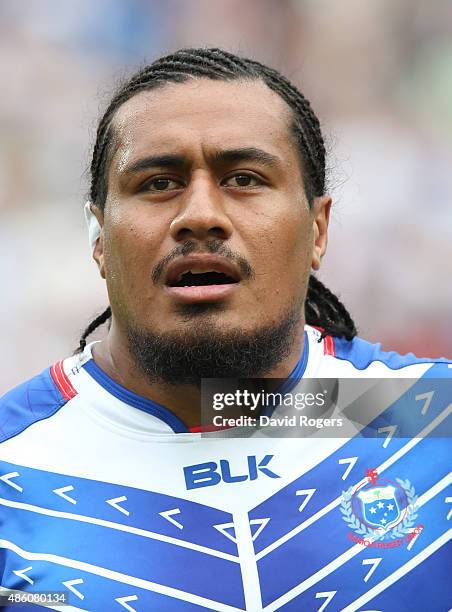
[
  {"left": 78, "top": 306, "right": 111, "bottom": 354},
  {"left": 76, "top": 47, "right": 357, "bottom": 353}
]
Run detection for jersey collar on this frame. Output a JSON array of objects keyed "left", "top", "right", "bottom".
[{"left": 79, "top": 330, "right": 311, "bottom": 434}]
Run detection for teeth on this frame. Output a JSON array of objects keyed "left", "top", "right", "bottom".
[
  {"left": 189, "top": 268, "right": 216, "bottom": 274},
  {"left": 176, "top": 268, "right": 216, "bottom": 281},
  {"left": 176, "top": 268, "right": 213, "bottom": 282},
  {"left": 173, "top": 268, "right": 234, "bottom": 284}
]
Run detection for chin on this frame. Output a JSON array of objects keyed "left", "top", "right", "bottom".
[
  {"left": 174, "top": 301, "right": 227, "bottom": 318},
  {"left": 174, "top": 303, "right": 267, "bottom": 334},
  {"left": 126, "top": 302, "right": 300, "bottom": 384}
]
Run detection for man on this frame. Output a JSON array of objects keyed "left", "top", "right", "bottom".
[{"left": 0, "top": 48, "right": 450, "bottom": 611}]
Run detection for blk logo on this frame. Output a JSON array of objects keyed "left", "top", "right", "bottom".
[{"left": 184, "top": 455, "right": 280, "bottom": 490}]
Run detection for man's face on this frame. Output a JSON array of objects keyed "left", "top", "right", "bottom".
[{"left": 94, "top": 78, "right": 329, "bottom": 349}]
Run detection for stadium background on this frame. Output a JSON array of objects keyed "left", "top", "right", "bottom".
[{"left": 1, "top": 0, "right": 451, "bottom": 393}]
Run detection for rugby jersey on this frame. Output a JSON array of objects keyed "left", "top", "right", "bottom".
[{"left": 0, "top": 325, "right": 450, "bottom": 611}]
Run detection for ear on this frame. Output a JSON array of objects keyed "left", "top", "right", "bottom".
[
  {"left": 90, "top": 204, "right": 106, "bottom": 280},
  {"left": 311, "top": 195, "right": 332, "bottom": 271}
]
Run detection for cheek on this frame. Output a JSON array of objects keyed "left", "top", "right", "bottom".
[
  {"left": 102, "top": 212, "right": 160, "bottom": 303},
  {"left": 250, "top": 208, "right": 313, "bottom": 283}
]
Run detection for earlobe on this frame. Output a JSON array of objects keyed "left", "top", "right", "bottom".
[{"left": 311, "top": 195, "right": 332, "bottom": 271}]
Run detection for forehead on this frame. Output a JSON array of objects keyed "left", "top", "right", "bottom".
[{"left": 110, "top": 78, "right": 297, "bottom": 171}]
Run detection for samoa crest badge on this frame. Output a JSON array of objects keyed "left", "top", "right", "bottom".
[{"left": 341, "top": 469, "right": 419, "bottom": 544}]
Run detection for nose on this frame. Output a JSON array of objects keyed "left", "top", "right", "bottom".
[{"left": 169, "top": 173, "right": 234, "bottom": 242}]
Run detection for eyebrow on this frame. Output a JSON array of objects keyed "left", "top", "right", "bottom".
[
  {"left": 210, "top": 147, "right": 280, "bottom": 168},
  {"left": 120, "top": 147, "right": 281, "bottom": 177},
  {"left": 121, "top": 154, "right": 189, "bottom": 176}
]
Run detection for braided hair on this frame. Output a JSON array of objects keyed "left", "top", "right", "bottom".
[{"left": 77, "top": 47, "right": 357, "bottom": 353}]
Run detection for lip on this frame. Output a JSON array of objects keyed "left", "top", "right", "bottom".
[
  {"left": 165, "top": 283, "right": 238, "bottom": 303},
  {"left": 165, "top": 254, "right": 241, "bottom": 286},
  {"left": 164, "top": 254, "right": 241, "bottom": 304}
]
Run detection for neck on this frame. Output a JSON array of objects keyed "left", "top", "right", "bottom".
[{"left": 91, "top": 319, "right": 306, "bottom": 429}]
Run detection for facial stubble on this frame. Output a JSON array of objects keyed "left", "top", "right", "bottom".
[{"left": 126, "top": 299, "right": 303, "bottom": 387}]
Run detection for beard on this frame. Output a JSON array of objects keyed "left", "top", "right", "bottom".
[{"left": 126, "top": 302, "right": 302, "bottom": 387}]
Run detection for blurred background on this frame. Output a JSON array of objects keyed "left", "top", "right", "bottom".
[{"left": 1, "top": 0, "right": 451, "bottom": 393}]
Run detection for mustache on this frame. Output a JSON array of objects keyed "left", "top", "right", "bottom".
[{"left": 152, "top": 239, "right": 255, "bottom": 284}]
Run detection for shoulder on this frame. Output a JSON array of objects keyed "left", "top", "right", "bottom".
[
  {"left": 330, "top": 334, "right": 452, "bottom": 372},
  {"left": 0, "top": 361, "right": 77, "bottom": 443}
]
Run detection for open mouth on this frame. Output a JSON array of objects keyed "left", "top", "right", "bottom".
[
  {"left": 164, "top": 256, "right": 242, "bottom": 302},
  {"left": 169, "top": 270, "right": 238, "bottom": 287}
]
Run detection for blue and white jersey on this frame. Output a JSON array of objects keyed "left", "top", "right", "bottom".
[{"left": 0, "top": 325, "right": 450, "bottom": 611}]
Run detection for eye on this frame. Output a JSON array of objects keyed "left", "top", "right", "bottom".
[
  {"left": 222, "top": 173, "right": 263, "bottom": 188},
  {"left": 141, "top": 177, "right": 183, "bottom": 192}
]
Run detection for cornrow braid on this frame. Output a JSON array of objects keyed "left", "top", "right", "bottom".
[
  {"left": 244, "top": 60, "right": 326, "bottom": 199},
  {"left": 77, "top": 47, "right": 357, "bottom": 353},
  {"left": 75, "top": 307, "right": 111, "bottom": 354},
  {"left": 305, "top": 276, "right": 357, "bottom": 341}
]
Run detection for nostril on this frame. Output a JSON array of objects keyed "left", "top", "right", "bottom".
[{"left": 175, "top": 226, "right": 228, "bottom": 241}]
